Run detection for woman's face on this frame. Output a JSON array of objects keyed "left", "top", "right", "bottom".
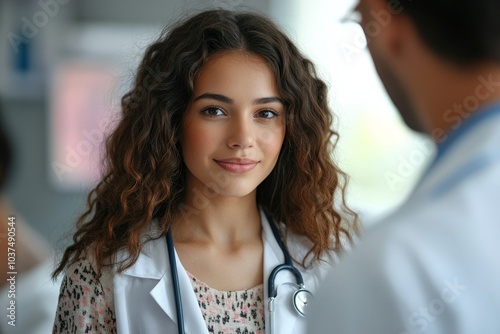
[{"left": 181, "top": 51, "right": 286, "bottom": 199}]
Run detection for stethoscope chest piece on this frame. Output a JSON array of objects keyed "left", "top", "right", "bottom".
[
  {"left": 293, "top": 288, "right": 313, "bottom": 317},
  {"left": 168, "top": 213, "right": 313, "bottom": 334}
]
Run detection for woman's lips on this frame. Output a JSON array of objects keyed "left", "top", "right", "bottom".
[{"left": 214, "top": 158, "right": 258, "bottom": 173}]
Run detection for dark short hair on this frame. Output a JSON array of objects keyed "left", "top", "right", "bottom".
[{"left": 396, "top": 0, "right": 500, "bottom": 64}]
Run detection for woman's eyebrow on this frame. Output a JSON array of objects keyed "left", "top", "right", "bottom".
[
  {"left": 254, "top": 97, "right": 283, "bottom": 105},
  {"left": 193, "top": 93, "right": 283, "bottom": 106},
  {"left": 193, "top": 93, "right": 233, "bottom": 103}
]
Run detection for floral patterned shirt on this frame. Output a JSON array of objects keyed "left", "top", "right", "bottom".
[
  {"left": 53, "top": 259, "right": 265, "bottom": 334},
  {"left": 53, "top": 259, "right": 116, "bottom": 334},
  {"left": 188, "top": 271, "right": 265, "bottom": 333}
]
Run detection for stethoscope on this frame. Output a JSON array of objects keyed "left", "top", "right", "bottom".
[{"left": 166, "top": 213, "right": 313, "bottom": 334}]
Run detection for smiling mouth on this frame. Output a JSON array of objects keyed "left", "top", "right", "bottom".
[{"left": 214, "top": 159, "right": 259, "bottom": 173}]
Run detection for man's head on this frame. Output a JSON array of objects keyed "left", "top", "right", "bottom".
[
  {"left": 391, "top": 0, "right": 500, "bottom": 64},
  {"left": 357, "top": 0, "right": 500, "bottom": 134}
]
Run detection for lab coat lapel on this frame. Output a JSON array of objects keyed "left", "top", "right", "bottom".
[
  {"left": 261, "top": 210, "right": 299, "bottom": 334},
  {"left": 115, "top": 213, "right": 303, "bottom": 334},
  {"left": 116, "top": 236, "right": 209, "bottom": 334},
  {"left": 150, "top": 244, "right": 209, "bottom": 334}
]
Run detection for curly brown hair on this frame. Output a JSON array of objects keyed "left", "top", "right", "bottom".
[{"left": 53, "top": 9, "right": 359, "bottom": 278}]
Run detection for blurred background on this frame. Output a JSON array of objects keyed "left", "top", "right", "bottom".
[
  {"left": 0, "top": 0, "right": 434, "bottom": 334},
  {"left": 0, "top": 0, "right": 433, "bottom": 331}
]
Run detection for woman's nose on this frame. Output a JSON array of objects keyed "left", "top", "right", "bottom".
[{"left": 226, "top": 117, "right": 255, "bottom": 149}]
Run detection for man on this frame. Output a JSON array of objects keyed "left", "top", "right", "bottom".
[{"left": 308, "top": 0, "right": 500, "bottom": 333}]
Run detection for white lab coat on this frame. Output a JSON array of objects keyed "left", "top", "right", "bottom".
[
  {"left": 114, "top": 209, "right": 335, "bottom": 334},
  {"left": 308, "top": 103, "right": 500, "bottom": 333}
]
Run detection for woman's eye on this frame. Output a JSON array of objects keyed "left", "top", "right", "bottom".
[
  {"left": 201, "top": 107, "right": 225, "bottom": 117},
  {"left": 257, "top": 109, "right": 278, "bottom": 119}
]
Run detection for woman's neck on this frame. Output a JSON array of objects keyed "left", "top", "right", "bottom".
[{"left": 174, "top": 190, "right": 262, "bottom": 247}]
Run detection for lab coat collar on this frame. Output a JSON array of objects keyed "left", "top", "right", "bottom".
[
  {"left": 117, "top": 209, "right": 301, "bottom": 334},
  {"left": 414, "top": 103, "right": 500, "bottom": 199},
  {"left": 118, "top": 230, "right": 209, "bottom": 334}
]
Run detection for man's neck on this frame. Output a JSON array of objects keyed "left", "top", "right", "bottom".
[{"left": 421, "top": 63, "right": 500, "bottom": 140}]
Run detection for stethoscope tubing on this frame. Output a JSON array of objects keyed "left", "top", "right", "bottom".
[
  {"left": 166, "top": 212, "right": 309, "bottom": 334},
  {"left": 166, "top": 230, "right": 185, "bottom": 334},
  {"left": 267, "top": 218, "right": 304, "bottom": 298}
]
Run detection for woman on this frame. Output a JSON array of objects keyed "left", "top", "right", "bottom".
[{"left": 52, "top": 9, "right": 358, "bottom": 334}]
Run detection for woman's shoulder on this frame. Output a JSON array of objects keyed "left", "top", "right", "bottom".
[
  {"left": 54, "top": 255, "right": 116, "bottom": 333},
  {"left": 64, "top": 253, "right": 114, "bottom": 284},
  {"left": 61, "top": 255, "right": 115, "bottom": 307}
]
